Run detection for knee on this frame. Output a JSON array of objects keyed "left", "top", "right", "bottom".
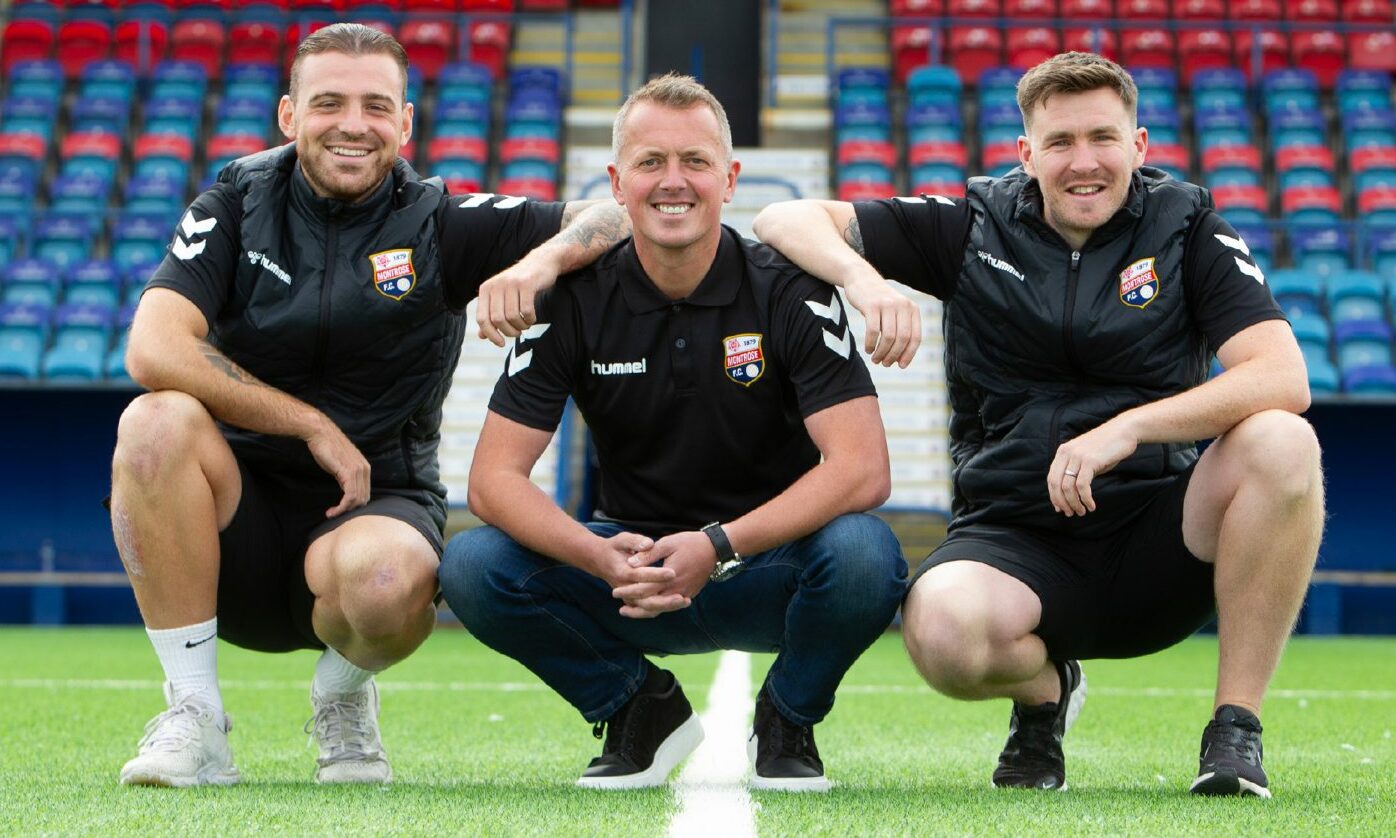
[
  {"left": 1226, "top": 410, "right": 1323, "bottom": 504},
  {"left": 810, "top": 515, "right": 907, "bottom": 592},
  {"left": 325, "top": 536, "right": 439, "bottom": 643},
  {"left": 902, "top": 586, "right": 999, "bottom": 698},
  {"left": 438, "top": 526, "right": 519, "bottom": 628},
  {"left": 113, "top": 391, "right": 214, "bottom": 484}
]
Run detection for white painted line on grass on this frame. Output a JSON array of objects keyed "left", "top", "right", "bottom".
[
  {"left": 3, "top": 678, "right": 1393, "bottom": 702},
  {"left": 668, "top": 650, "right": 756, "bottom": 838}
]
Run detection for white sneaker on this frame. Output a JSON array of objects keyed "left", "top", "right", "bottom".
[
  {"left": 119, "top": 683, "right": 240, "bottom": 787},
  {"left": 306, "top": 679, "right": 392, "bottom": 784}
]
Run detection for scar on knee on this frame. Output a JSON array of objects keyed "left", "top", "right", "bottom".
[{"left": 110, "top": 505, "right": 143, "bottom": 578}]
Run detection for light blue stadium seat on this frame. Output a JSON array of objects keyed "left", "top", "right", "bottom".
[
  {"left": 1326, "top": 270, "right": 1388, "bottom": 324},
  {"left": 905, "top": 65, "right": 959, "bottom": 107},
  {"left": 838, "top": 162, "right": 894, "bottom": 185},
  {"left": 501, "top": 160, "right": 556, "bottom": 182},
  {"left": 31, "top": 215, "right": 97, "bottom": 270},
  {"left": 1269, "top": 269, "right": 1325, "bottom": 320},
  {"left": 41, "top": 303, "right": 112, "bottom": 381},
  {"left": 1308, "top": 356, "right": 1340, "bottom": 394},
  {"left": 0, "top": 301, "right": 50, "bottom": 379},
  {"left": 1342, "top": 364, "right": 1396, "bottom": 395},
  {"left": 7, "top": 60, "right": 64, "bottom": 101},
  {"left": 2, "top": 257, "right": 63, "bottom": 307},
  {"left": 1335, "top": 319, "right": 1394, "bottom": 371},
  {"left": 111, "top": 213, "right": 174, "bottom": 273}
]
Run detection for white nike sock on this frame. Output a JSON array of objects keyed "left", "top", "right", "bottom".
[
  {"left": 147, "top": 617, "right": 223, "bottom": 716},
  {"left": 313, "top": 647, "right": 377, "bottom": 696}
]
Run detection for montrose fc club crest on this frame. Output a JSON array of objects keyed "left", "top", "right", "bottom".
[
  {"left": 1119, "top": 257, "right": 1159, "bottom": 309},
  {"left": 724, "top": 333, "right": 765, "bottom": 386},
  {"left": 370, "top": 249, "right": 417, "bottom": 300}
]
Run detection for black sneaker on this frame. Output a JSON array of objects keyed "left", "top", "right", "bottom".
[
  {"left": 1190, "top": 704, "right": 1271, "bottom": 798},
  {"left": 992, "top": 659, "right": 1086, "bottom": 791},
  {"left": 575, "top": 666, "right": 704, "bottom": 789},
  {"left": 747, "top": 687, "right": 831, "bottom": 792}
]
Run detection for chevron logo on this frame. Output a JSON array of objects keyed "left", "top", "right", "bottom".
[
  {"left": 171, "top": 211, "right": 218, "bottom": 261},
  {"left": 806, "top": 291, "right": 853, "bottom": 359},
  {"left": 506, "top": 322, "right": 551, "bottom": 377}
]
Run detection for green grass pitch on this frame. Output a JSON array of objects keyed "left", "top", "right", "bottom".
[{"left": 0, "top": 627, "right": 1391, "bottom": 836}]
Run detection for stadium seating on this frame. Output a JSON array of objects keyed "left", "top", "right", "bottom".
[
  {"left": 41, "top": 302, "right": 112, "bottom": 380},
  {"left": 0, "top": 300, "right": 49, "bottom": 379}
]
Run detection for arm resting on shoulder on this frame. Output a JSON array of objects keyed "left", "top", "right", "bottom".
[
  {"left": 476, "top": 200, "right": 632, "bottom": 345},
  {"left": 753, "top": 200, "right": 921, "bottom": 367}
]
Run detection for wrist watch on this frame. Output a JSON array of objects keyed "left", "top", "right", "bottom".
[{"left": 701, "top": 522, "right": 743, "bottom": 582}]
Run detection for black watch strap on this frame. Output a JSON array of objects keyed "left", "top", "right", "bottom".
[{"left": 701, "top": 521, "right": 738, "bottom": 563}]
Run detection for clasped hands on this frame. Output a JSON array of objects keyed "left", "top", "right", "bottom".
[{"left": 594, "top": 530, "right": 718, "bottom": 619}]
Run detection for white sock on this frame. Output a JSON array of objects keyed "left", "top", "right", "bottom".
[
  {"left": 313, "top": 647, "right": 377, "bottom": 696},
  {"left": 147, "top": 617, "right": 223, "bottom": 716}
]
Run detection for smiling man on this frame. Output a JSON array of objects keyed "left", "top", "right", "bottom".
[
  {"left": 110, "top": 23, "right": 630, "bottom": 787},
  {"left": 753, "top": 52, "right": 1323, "bottom": 797},
  {"left": 437, "top": 74, "right": 906, "bottom": 791}
]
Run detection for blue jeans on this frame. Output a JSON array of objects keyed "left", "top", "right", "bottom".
[{"left": 439, "top": 513, "right": 907, "bottom": 725}]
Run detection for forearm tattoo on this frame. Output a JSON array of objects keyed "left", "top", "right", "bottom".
[
  {"left": 560, "top": 203, "right": 629, "bottom": 250},
  {"left": 197, "top": 339, "right": 265, "bottom": 388},
  {"left": 843, "top": 217, "right": 865, "bottom": 255}
]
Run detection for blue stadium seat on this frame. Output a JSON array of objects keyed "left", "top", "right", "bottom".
[
  {"left": 7, "top": 59, "right": 63, "bottom": 100},
  {"left": 49, "top": 171, "right": 112, "bottom": 216},
  {"left": 0, "top": 300, "right": 50, "bottom": 379},
  {"left": 1268, "top": 269, "right": 1325, "bottom": 320},
  {"left": 105, "top": 303, "right": 137, "bottom": 380},
  {"left": 223, "top": 61, "right": 279, "bottom": 102},
  {"left": 2, "top": 256, "right": 62, "bottom": 306},
  {"left": 142, "top": 95, "right": 202, "bottom": 140},
  {"left": 213, "top": 94, "right": 270, "bottom": 139},
  {"left": 1342, "top": 108, "right": 1396, "bottom": 150},
  {"left": 509, "top": 66, "right": 563, "bottom": 97},
  {"left": 1367, "top": 228, "right": 1396, "bottom": 279},
  {"left": 1334, "top": 319, "right": 1394, "bottom": 371},
  {"left": 41, "top": 302, "right": 111, "bottom": 381},
  {"left": 1342, "top": 364, "right": 1396, "bottom": 395},
  {"left": 150, "top": 60, "right": 208, "bottom": 101},
  {"left": 123, "top": 172, "right": 185, "bottom": 216},
  {"left": 1289, "top": 311, "right": 1331, "bottom": 347},
  {"left": 1, "top": 93, "right": 59, "bottom": 141},
  {"left": 1195, "top": 107, "right": 1251, "bottom": 149},
  {"left": 0, "top": 166, "right": 38, "bottom": 217},
  {"left": 977, "top": 66, "right": 1021, "bottom": 93},
  {"left": 438, "top": 60, "right": 494, "bottom": 92},
  {"left": 1230, "top": 223, "right": 1274, "bottom": 271},
  {"left": 905, "top": 102, "right": 962, "bottom": 144},
  {"left": 111, "top": 212, "right": 173, "bottom": 273},
  {"left": 1289, "top": 225, "right": 1351, "bottom": 276},
  {"left": 434, "top": 97, "right": 490, "bottom": 140},
  {"left": 834, "top": 101, "right": 890, "bottom": 132},
  {"left": 32, "top": 214, "right": 97, "bottom": 269},
  {"left": 501, "top": 160, "right": 556, "bottom": 183},
  {"left": 905, "top": 65, "right": 959, "bottom": 107},
  {"left": 1192, "top": 67, "right": 1246, "bottom": 94},
  {"left": 0, "top": 214, "right": 20, "bottom": 264},
  {"left": 80, "top": 58, "right": 136, "bottom": 99},
  {"left": 1308, "top": 357, "right": 1340, "bottom": 394},
  {"left": 1326, "top": 270, "right": 1388, "bottom": 324},
  {"left": 70, "top": 92, "right": 131, "bottom": 135}
]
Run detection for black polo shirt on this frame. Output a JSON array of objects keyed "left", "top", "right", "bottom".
[{"left": 488, "top": 225, "right": 878, "bottom": 537}]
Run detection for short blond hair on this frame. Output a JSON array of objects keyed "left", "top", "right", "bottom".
[
  {"left": 612, "top": 73, "right": 733, "bottom": 161},
  {"left": 1016, "top": 52, "right": 1138, "bottom": 131}
]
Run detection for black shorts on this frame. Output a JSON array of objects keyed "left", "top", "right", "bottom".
[
  {"left": 216, "top": 459, "right": 443, "bottom": 653},
  {"left": 911, "top": 465, "right": 1215, "bottom": 661}
]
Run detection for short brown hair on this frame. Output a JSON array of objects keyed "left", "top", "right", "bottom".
[
  {"left": 289, "top": 22, "right": 410, "bottom": 103},
  {"left": 612, "top": 73, "right": 733, "bottom": 161},
  {"left": 1016, "top": 52, "right": 1138, "bottom": 131}
]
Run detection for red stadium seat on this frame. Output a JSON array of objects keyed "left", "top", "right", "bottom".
[
  {"left": 519, "top": 0, "right": 569, "bottom": 9},
  {"left": 1176, "top": 0, "right": 1225, "bottom": 18},
  {"left": 1351, "top": 147, "right": 1396, "bottom": 175},
  {"left": 1292, "top": 30, "right": 1348, "bottom": 89},
  {"left": 1358, "top": 187, "right": 1396, "bottom": 214},
  {"left": 174, "top": 0, "right": 233, "bottom": 10},
  {"left": 133, "top": 132, "right": 192, "bottom": 163},
  {"left": 1120, "top": 28, "right": 1175, "bottom": 69},
  {"left": 981, "top": 140, "right": 1021, "bottom": 171},
  {"left": 1061, "top": 0, "right": 1113, "bottom": 17},
  {"left": 399, "top": 19, "right": 455, "bottom": 82},
  {"left": 497, "top": 176, "right": 556, "bottom": 201},
  {"left": 1343, "top": 0, "right": 1394, "bottom": 22},
  {"left": 499, "top": 136, "right": 560, "bottom": 165},
  {"left": 170, "top": 19, "right": 226, "bottom": 79},
  {"left": 837, "top": 140, "right": 896, "bottom": 167},
  {"left": 1117, "top": 0, "right": 1169, "bottom": 18},
  {"left": 1178, "top": 29, "right": 1232, "bottom": 85},
  {"left": 1007, "top": 27, "right": 1060, "bottom": 72},
  {"left": 1062, "top": 27, "right": 1118, "bottom": 60},
  {"left": 948, "top": 0, "right": 1000, "bottom": 16},
  {"left": 1202, "top": 144, "right": 1261, "bottom": 173},
  {"left": 1005, "top": 0, "right": 1057, "bottom": 16},
  {"left": 462, "top": 0, "right": 515, "bottom": 8},
  {"left": 114, "top": 21, "right": 168, "bottom": 73},
  {"left": 1281, "top": 185, "right": 1342, "bottom": 215},
  {"left": 284, "top": 20, "right": 333, "bottom": 71},
  {"left": 428, "top": 135, "right": 487, "bottom": 163},
  {"left": 1276, "top": 145, "right": 1337, "bottom": 175},
  {"left": 1233, "top": 29, "right": 1289, "bottom": 82},
  {"left": 837, "top": 181, "right": 895, "bottom": 201},
  {"left": 909, "top": 140, "right": 968, "bottom": 167},
  {"left": 890, "top": 0, "right": 947, "bottom": 13},
  {"left": 207, "top": 134, "right": 266, "bottom": 161},
  {"left": 56, "top": 20, "right": 112, "bottom": 79},
  {"left": 1148, "top": 142, "right": 1189, "bottom": 173},
  {"left": 403, "top": 0, "right": 457, "bottom": 10},
  {"left": 1230, "top": 0, "right": 1282, "bottom": 19},
  {"left": 62, "top": 130, "right": 121, "bottom": 161},
  {"left": 1291, "top": 0, "right": 1339, "bottom": 20},
  {"left": 227, "top": 22, "right": 282, "bottom": 68},
  {"left": 1349, "top": 32, "right": 1396, "bottom": 72},
  {"left": 891, "top": 25, "right": 936, "bottom": 85},
  {"left": 1210, "top": 184, "right": 1268, "bottom": 214},
  {"left": 0, "top": 132, "right": 48, "bottom": 163},
  {"left": 947, "top": 26, "right": 1003, "bottom": 85},
  {"left": 2, "top": 20, "right": 56, "bottom": 73},
  {"left": 467, "top": 20, "right": 511, "bottom": 79}
]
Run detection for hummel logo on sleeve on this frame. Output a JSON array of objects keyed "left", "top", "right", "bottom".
[
  {"left": 506, "top": 322, "right": 551, "bottom": 377},
  {"left": 806, "top": 291, "right": 853, "bottom": 359},
  {"left": 1214, "top": 232, "right": 1251, "bottom": 256},
  {"left": 1234, "top": 257, "right": 1266, "bottom": 285},
  {"left": 171, "top": 211, "right": 217, "bottom": 260},
  {"left": 458, "top": 192, "right": 528, "bottom": 210},
  {"left": 895, "top": 195, "right": 956, "bottom": 206}
]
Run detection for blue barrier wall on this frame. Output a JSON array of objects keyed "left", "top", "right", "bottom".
[{"left": 2, "top": 389, "right": 1393, "bottom": 631}]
